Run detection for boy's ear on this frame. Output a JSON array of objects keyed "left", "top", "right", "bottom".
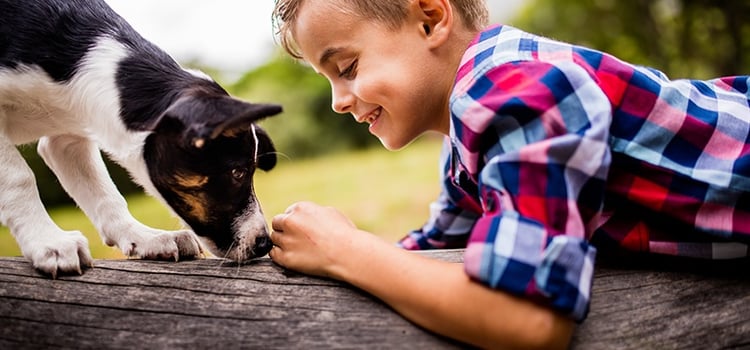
[{"left": 416, "top": 0, "right": 453, "bottom": 48}]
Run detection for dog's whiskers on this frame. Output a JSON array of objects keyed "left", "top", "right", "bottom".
[
  {"left": 236, "top": 236, "right": 251, "bottom": 274},
  {"left": 211, "top": 240, "right": 236, "bottom": 272},
  {"left": 260, "top": 151, "right": 292, "bottom": 161},
  {"left": 222, "top": 241, "right": 236, "bottom": 261}
]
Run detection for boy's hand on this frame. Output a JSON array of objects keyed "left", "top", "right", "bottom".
[{"left": 270, "top": 201, "right": 366, "bottom": 279}]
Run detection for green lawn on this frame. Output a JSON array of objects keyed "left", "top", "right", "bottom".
[{"left": 0, "top": 135, "right": 444, "bottom": 259}]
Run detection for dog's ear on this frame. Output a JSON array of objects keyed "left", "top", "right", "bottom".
[
  {"left": 150, "top": 95, "right": 282, "bottom": 148},
  {"left": 255, "top": 125, "right": 277, "bottom": 171}
]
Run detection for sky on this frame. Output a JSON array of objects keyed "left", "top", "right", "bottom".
[{"left": 105, "top": 1, "right": 524, "bottom": 77}]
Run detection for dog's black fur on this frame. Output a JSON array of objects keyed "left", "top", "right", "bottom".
[{"left": 0, "top": 0, "right": 281, "bottom": 275}]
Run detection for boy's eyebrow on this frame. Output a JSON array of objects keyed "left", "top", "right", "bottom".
[{"left": 319, "top": 47, "right": 343, "bottom": 65}]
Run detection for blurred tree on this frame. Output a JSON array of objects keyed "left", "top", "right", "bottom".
[
  {"left": 512, "top": 0, "right": 750, "bottom": 79},
  {"left": 229, "top": 52, "right": 380, "bottom": 160}
]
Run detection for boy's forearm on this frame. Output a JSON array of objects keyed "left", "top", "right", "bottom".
[{"left": 337, "top": 232, "right": 574, "bottom": 350}]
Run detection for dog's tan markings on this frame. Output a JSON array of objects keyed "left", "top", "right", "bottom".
[
  {"left": 173, "top": 173, "right": 209, "bottom": 188},
  {"left": 221, "top": 129, "right": 242, "bottom": 138},
  {"left": 174, "top": 189, "right": 210, "bottom": 224},
  {"left": 171, "top": 173, "right": 211, "bottom": 223}
]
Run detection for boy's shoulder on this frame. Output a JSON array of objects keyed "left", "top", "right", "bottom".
[
  {"left": 456, "top": 25, "right": 529, "bottom": 78},
  {"left": 453, "top": 25, "right": 555, "bottom": 96},
  {"left": 455, "top": 25, "right": 587, "bottom": 82},
  {"left": 453, "top": 24, "right": 643, "bottom": 99}
]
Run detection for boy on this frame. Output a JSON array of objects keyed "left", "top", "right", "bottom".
[{"left": 269, "top": 0, "right": 750, "bottom": 348}]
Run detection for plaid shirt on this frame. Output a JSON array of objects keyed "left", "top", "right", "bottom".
[{"left": 399, "top": 25, "right": 750, "bottom": 321}]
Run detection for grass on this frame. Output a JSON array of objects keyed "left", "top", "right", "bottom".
[{"left": 0, "top": 135, "right": 444, "bottom": 259}]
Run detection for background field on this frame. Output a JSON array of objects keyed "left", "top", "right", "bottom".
[{"left": 0, "top": 136, "right": 443, "bottom": 259}]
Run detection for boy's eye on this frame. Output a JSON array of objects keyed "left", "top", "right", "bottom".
[{"left": 338, "top": 59, "right": 358, "bottom": 79}]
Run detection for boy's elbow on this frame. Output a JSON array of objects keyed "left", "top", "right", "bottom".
[
  {"left": 520, "top": 310, "right": 575, "bottom": 350},
  {"left": 480, "top": 308, "right": 574, "bottom": 350}
]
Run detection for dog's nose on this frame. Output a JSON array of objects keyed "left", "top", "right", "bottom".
[{"left": 253, "top": 235, "right": 273, "bottom": 257}]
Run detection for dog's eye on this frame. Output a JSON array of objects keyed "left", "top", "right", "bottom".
[{"left": 231, "top": 168, "right": 247, "bottom": 181}]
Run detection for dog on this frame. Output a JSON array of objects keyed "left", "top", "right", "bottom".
[{"left": 0, "top": 0, "right": 282, "bottom": 277}]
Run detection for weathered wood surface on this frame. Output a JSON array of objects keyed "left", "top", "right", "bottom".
[
  {"left": 0, "top": 250, "right": 748, "bottom": 349},
  {"left": 578, "top": 253, "right": 750, "bottom": 350}
]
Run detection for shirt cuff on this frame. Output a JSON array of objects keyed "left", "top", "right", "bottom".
[
  {"left": 398, "top": 230, "right": 450, "bottom": 250},
  {"left": 464, "top": 228, "right": 596, "bottom": 322}
]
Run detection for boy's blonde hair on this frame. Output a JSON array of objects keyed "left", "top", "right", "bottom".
[{"left": 272, "top": 0, "right": 490, "bottom": 59}]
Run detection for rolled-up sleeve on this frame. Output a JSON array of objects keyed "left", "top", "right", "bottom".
[{"left": 457, "top": 60, "right": 613, "bottom": 321}]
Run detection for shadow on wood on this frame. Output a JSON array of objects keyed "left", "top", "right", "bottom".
[{"left": 0, "top": 250, "right": 748, "bottom": 349}]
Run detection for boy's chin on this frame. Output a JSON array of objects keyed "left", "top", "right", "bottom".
[{"left": 377, "top": 134, "right": 418, "bottom": 151}]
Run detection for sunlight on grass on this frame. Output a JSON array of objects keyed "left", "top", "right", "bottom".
[
  {"left": 0, "top": 135, "right": 444, "bottom": 258},
  {"left": 255, "top": 135, "right": 443, "bottom": 242}
]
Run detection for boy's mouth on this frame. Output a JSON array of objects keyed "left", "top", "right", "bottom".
[{"left": 358, "top": 107, "right": 382, "bottom": 125}]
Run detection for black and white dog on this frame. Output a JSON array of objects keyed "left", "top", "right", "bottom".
[{"left": 0, "top": 0, "right": 282, "bottom": 277}]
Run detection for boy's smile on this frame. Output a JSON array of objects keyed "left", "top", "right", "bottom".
[
  {"left": 357, "top": 106, "right": 382, "bottom": 129},
  {"left": 292, "top": 1, "right": 457, "bottom": 150}
]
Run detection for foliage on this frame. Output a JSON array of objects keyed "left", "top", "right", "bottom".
[
  {"left": 228, "top": 52, "right": 381, "bottom": 160},
  {"left": 512, "top": 0, "right": 750, "bottom": 79}
]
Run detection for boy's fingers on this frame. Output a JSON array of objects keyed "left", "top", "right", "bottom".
[
  {"left": 271, "top": 213, "right": 288, "bottom": 232},
  {"left": 284, "top": 202, "right": 300, "bottom": 214},
  {"left": 268, "top": 245, "right": 284, "bottom": 265},
  {"left": 270, "top": 230, "right": 281, "bottom": 244},
  {"left": 272, "top": 202, "right": 303, "bottom": 232}
]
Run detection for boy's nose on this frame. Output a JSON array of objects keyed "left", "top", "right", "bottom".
[{"left": 331, "top": 85, "right": 354, "bottom": 114}]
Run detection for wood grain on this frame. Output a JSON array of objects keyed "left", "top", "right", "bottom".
[{"left": 0, "top": 250, "right": 747, "bottom": 349}]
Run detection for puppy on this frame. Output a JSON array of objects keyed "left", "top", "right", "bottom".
[{"left": 0, "top": 0, "right": 282, "bottom": 277}]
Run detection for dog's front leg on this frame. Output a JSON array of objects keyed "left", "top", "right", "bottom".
[
  {"left": 37, "top": 135, "right": 203, "bottom": 261},
  {"left": 0, "top": 137, "right": 93, "bottom": 277}
]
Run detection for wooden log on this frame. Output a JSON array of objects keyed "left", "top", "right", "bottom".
[
  {"left": 0, "top": 250, "right": 748, "bottom": 349},
  {"left": 573, "top": 253, "right": 750, "bottom": 349},
  {"left": 0, "top": 251, "right": 465, "bottom": 349}
]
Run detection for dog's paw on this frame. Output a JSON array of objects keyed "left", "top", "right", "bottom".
[
  {"left": 120, "top": 229, "right": 203, "bottom": 261},
  {"left": 27, "top": 230, "right": 94, "bottom": 279}
]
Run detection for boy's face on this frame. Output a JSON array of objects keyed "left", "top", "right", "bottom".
[{"left": 293, "top": 2, "right": 451, "bottom": 150}]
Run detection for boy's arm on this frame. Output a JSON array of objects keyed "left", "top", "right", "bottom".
[
  {"left": 270, "top": 202, "right": 574, "bottom": 350},
  {"left": 346, "top": 231, "right": 574, "bottom": 349}
]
